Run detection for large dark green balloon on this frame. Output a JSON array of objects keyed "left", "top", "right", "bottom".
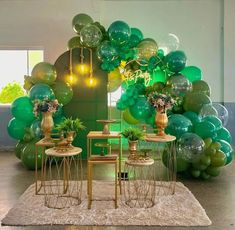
[
  {"left": 108, "top": 20, "right": 131, "bottom": 45},
  {"left": 29, "top": 83, "right": 55, "bottom": 101},
  {"left": 181, "top": 66, "right": 202, "bottom": 82},
  {"left": 7, "top": 118, "right": 28, "bottom": 140},
  {"left": 129, "top": 96, "right": 153, "bottom": 120},
  {"left": 31, "top": 62, "right": 57, "bottom": 85},
  {"left": 52, "top": 82, "right": 73, "bottom": 105},
  {"left": 203, "top": 115, "right": 222, "bottom": 131},
  {"left": 11, "top": 96, "right": 35, "bottom": 123},
  {"left": 183, "top": 111, "right": 201, "bottom": 126},
  {"left": 165, "top": 50, "right": 187, "bottom": 73},
  {"left": 192, "top": 80, "right": 211, "bottom": 96},
  {"left": 194, "top": 121, "right": 216, "bottom": 139},
  {"left": 72, "top": 13, "right": 93, "bottom": 34},
  {"left": 21, "top": 139, "right": 42, "bottom": 170},
  {"left": 15, "top": 140, "right": 27, "bottom": 159},
  {"left": 216, "top": 127, "right": 232, "bottom": 144},
  {"left": 183, "top": 92, "right": 212, "bottom": 114},
  {"left": 165, "top": 114, "right": 193, "bottom": 139},
  {"left": 217, "top": 139, "right": 233, "bottom": 165}
]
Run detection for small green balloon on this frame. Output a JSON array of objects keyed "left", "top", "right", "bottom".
[
  {"left": 181, "top": 66, "right": 202, "bottom": 82},
  {"left": 72, "top": 13, "right": 93, "bottom": 34},
  {"left": 200, "top": 154, "right": 211, "bottom": 166},
  {"left": 203, "top": 115, "right": 222, "bottom": 131},
  {"left": 210, "top": 150, "right": 226, "bottom": 167},
  {"left": 192, "top": 162, "right": 208, "bottom": 171},
  {"left": 129, "top": 28, "right": 143, "bottom": 47},
  {"left": 183, "top": 111, "right": 201, "bottom": 126},
  {"left": 150, "top": 69, "right": 167, "bottom": 84},
  {"left": 217, "top": 139, "right": 233, "bottom": 165},
  {"left": 31, "top": 62, "right": 57, "bottom": 85},
  {"left": 29, "top": 83, "right": 55, "bottom": 101},
  {"left": 190, "top": 169, "right": 201, "bottom": 178},
  {"left": 21, "top": 139, "right": 42, "bottom": 170},
  {"left": 206, "top": 166, "right": 221, "bottom": 177},
  {"left": 67, "top": 36, "right": 82, "bottom": 49},
  {"left": 52, "top": 82, "right": 73, "bottom": 105},
  {"left": 7, "top": 118, "right": 28, "bottom": 140},
  {"left": 11, "top": 96, "right": 35, "bottom": 123},
  {"left": 201, "top": 171, "right": 211, "bottom": 180},
  {"left": 192, "top": 80, "right": 211, "bottom": 96}
]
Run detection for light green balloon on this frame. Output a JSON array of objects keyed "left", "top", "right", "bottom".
[{"left": 31, "top": 62, "right": 57, "bottom": 85}]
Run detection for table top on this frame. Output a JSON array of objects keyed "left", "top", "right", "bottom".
[
  {"left": 125, "top": 158, "right": 154, "bottom": 166},
  {"left": 87, "top": 131, "right": 121, "bottom": 138},
  {"left": 35, "top": 138, "right": 67, "bottom": 147},
  {"left": 144, "top": 133, "right": 176, "bottom": 143},
  {"left": 45, "top": 146, "right": 82, "bottom": 157}
]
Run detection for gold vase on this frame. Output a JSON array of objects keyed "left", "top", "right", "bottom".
[
  {"left": 128, "top": 140, "right": 138, "bottom": 160},
  {"left": 41, "top": 112, "right": 54, "bottom": 140},
  {"left": 155, "top": 108, "right": 168, "bottom": 136},
  {"left": 66, "top": 131, "right": 75, "bottom": 147}
]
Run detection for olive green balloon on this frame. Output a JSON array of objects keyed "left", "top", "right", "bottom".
[
  {"left": 190, "top": 169, "right": 201, "bottom": 178},
  {"left": 67, "top": 36, "right": 82, "bottom": 49},
  {"left": 21, "top": 139, "right": 42, "bottom": 170},
  {"left": 206, "top": 166, "right": 221, "bottom": 177},
  {"left": 123, "top": 108, "right": 140, "bottom": 125},
  {"left": 137, "top": 38, "right": 158, "bottom": 61},
  {"left": 15, "top": 140, "right": 27, "bottom": 159},
  {"left": 192, "top": 80, "right": 211, "bottom": 96},
  {"left": 52, "top": 82, "right": 73, "bottom": 105},
  {"left": 183, "top": 92, "right": 212, "bottom": 114},
  {"left": 31, "top": 62, "right": 57, "bottom": 85},
  {"left": 72, "top": 13, "right": 93, "bottom": 34},
  {"left": 210, "top": 150, "right": 226, "bottom": 167}
]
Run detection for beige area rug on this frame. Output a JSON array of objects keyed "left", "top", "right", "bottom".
[{"left": 2, "top": 181, "right": 211, "bottom": 226}]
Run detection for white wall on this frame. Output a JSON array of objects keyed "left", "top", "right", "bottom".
[{"left": 0, "top": 0, "right": 234, "bottom": 102}]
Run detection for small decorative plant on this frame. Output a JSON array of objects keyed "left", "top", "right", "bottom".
[
  {"left": 33, "top": 98, "right": 59, "bottom": 117},
  {"left": 55, "top": 117, "right": 85, "bottom": 134},
  {"left": 121, "top": 127, "right": 144, "bottom": 141},
  {"left": 147, "top": 92, "right": 175, "bottom": 112}
]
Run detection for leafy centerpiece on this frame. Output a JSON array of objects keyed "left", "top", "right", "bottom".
[
  {"left": 147, "top": 92, "right": 175, "bottom": 136},
  {"left": 121, "top": 127, "right": 144, "bottom": 159},
  {"left": 55, "top": 117, "right": 85, "bottom": 147},
  {"left": 33, "top": 98, "right": 59, "bottom": 140}
]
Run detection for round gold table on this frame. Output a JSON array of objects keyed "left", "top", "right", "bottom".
[
  {"left": 43, "top": 146, "right": 82, "bottom": 209},
  {"left": 123, "top": 158, "right": 156, "bottom": 208},
  {"left": 144, "top": 134, "right": 177, "bottom": 196}
]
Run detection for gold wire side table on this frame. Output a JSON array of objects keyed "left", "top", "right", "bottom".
[
  {"left": 87, "top": 154, "right": 118, "bottom": 209},
  {"left": 44, "top": 146, "right": 83, "bottom": 209},
  {"left": 145, "top": 134, "right": 177, "bottom": 196},
  {"left": 123, "top": 158, "right": 155, "bottom": 208}
]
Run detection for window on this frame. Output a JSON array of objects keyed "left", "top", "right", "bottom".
[{"left": 0, "top": 50, "right": 43, "bottom": 103}]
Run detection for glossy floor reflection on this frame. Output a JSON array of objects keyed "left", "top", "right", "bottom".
[{"left": 0, "top": 152, "right": 234, "bottom": 230}]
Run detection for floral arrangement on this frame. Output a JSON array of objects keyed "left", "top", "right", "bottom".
[
  {"left": 147, "top": 92, "right": 175, "bottom": 112},
  {"left": 33, "top": 98, "right": 59, "bottom": 117}
]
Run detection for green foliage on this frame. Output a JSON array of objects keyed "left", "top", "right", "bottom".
[
  {"left": 0, "top": 82, "right": 25, "bottom": 103},
  {"left": 121, "top": 127, "right": 144, "bottom": 141},
  {"left": 55, "top": 117, "right": 85, "bottom": 134}
]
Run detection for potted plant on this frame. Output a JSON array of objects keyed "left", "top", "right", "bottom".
[
  {"left": 121, "top": 127, "right": 144, "bottom": 159},
  {"left": 55, "top": 117, "right": 85, "bottom": 146}
]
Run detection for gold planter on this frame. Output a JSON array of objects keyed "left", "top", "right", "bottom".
[
  {"left": 41, "top": 112, "right": 54, "bottom": 140},
  {"left": 155, "top": 108, "right": 168, "bottom": 136},
  {"left": 66, "top": 131, "right": 75, "bottom": 147},
  {"left": 128, "top": 140, "right": 138, "bottom": 160}
]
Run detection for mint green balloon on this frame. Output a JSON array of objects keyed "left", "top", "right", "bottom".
[
  {"left": 7, "top": 118, "right": 28, "bottom": 140},
  {"left": 52, "top": 82, "right": 73, "bottom": 105},
  {"left": 216, "top": 127, "right": 232, "bottom": 144},
  {"left": 31, "top": 62, "right": 57, "bottom": 85},
  {"left": 11, "top": 96, "right": 35, "bottom": 123},
  {"left": 203, "top": 115, "right": 222, "bottom": 131},
  {"left": 29, "top": 83, "right": 55, "bottom": 101},
  {"left": 183, "top": 92, "right": 212, "bottom": 114},
  {"left": 181, "top": 66, "right": 202, "bottom": 82}
]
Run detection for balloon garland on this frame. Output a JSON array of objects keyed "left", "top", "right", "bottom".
[{"left": 6, "top": 13, "right": 233, "bottom": 178}]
